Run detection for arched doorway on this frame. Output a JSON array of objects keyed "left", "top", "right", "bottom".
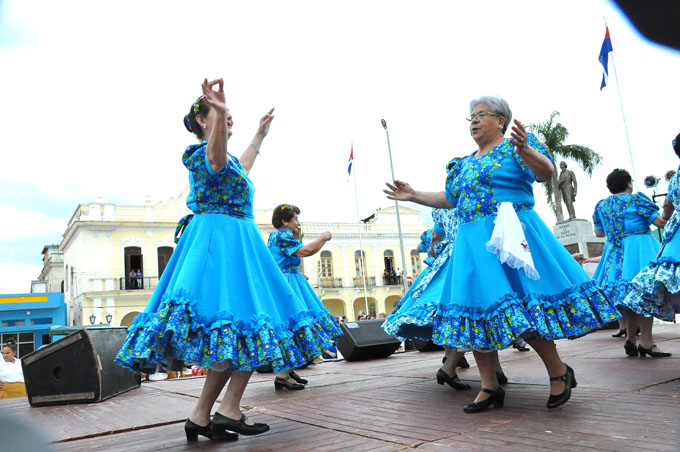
[
  {"left": 120, "top": 311, "right": 141, "bottom": 328},
  {"left": 353, "top": 297, "right": 377, "bottom": 319},
  {"left": 322, "top": 298, "right": 346, "bottom": 318},
  {"left": 384, "top": 295, "right": 402, "bottom": 314}
]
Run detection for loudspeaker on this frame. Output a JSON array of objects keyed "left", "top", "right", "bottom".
[
  {"left": 337, "top": 319, "right": 401, "bottom": 361},
  {"left": 22, "top": 327, "right": 141, "bottom": 407},
  {"left": 411, "top": 338, "right": 444, "bottom": 352}
]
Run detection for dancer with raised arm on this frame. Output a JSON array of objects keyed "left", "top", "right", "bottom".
[
  {"left": 267, "top": 204, "right": 342, "bottom": 390},
  {"left": 116, "top": 79, "right": 334, "bottom": 442},
  {"left": 384, "top": 96, "right": 619, "bottom": 413}
]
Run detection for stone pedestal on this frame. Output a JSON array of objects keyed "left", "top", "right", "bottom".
[{"left": 552, "top": 218, "right": 605, "bottom": 277}]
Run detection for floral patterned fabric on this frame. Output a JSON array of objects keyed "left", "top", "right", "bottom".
[
  {"left": 384, "top": 134, "right": 620, "bottom": 348},
  {"left": 115, "top": 141, "right": 339, "bottom": 374},
  {"left": 591, "top": 192, "right": 661, "bottom": 305},
  {"left": 623, "top": 165, "right": 680, "bottom": 321},
  {"left": 267, "top": 229, "right": 303, "bottom": 273}
]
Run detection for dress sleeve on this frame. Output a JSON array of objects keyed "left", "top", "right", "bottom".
[
  {"left": 418, "top": 229, "right": 432, "bottom": 253},
  {"left": 276, "top": 229, "right": 304, "bottom": 256},
  {"left": 592, "top": 201, "right": 604, "bottom": 231},
  {"left": 634, "top": 192, "right": 660, "bottom": 225},
  {"left": 512, "top": 133, "right": 553, "bottom": 182},
  {"left": 182, "top": 141, "right": 231, "bottom": 175},
  {"left": 444, "top": 159, "right": 463, "bottom": 206}
]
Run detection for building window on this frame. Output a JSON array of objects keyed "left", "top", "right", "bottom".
[
  {"left": 30, "top": 318, "right": 53, "bottom": 326},
  {"left": 383, "top": 250, "right": 395, "bottom": 272},
  {"left": 410, "top": 249, "right": 421, "bottom": 276},
  {"left": 1, "top": 320, "right": 25, "bottom": 328},
  {"left": 354, "top": 250, "right": 366, "bottom": 276},
  {"left": 157, "top": 246, "right": 173, "bottom": 277},
  {"left": 124, "top": 246, "right": 143, "bottom": 290},
  {"left": 320, "top": 251, "right": 333, "bottom": 278},
  {"left": 0, "top": 332, "right": 34, "bottom": 358}
]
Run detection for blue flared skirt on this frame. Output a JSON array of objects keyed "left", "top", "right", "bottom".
[
  {"left": 623, "top": 218, "right": 680, "bottom": 322},
  {"left": 115, "top": 213, "right": 339, "bottom": 374},
  {"left": 593, "top": 233, "right": 660, "bottom": 306},
  {"left": 384, "top": 210, "right": 620, "bottom": 350}
]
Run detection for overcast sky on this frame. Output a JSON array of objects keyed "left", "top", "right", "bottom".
[{"left": 2, "top": 0, "right": 679, "bottom": 293}]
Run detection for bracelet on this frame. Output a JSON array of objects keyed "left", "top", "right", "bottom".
[{"left": 251, "top": 142, "right": 260, "bottom": 155}]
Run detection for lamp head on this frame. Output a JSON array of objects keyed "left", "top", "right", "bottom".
[
  {"left": 644, "top": 175, "right": 660, "bottom": 188},
  {"left": 381, "top": 119, "right": 387, "bottom": 130}
]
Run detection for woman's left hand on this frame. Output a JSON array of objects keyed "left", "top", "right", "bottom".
[
  {"left": 510, "top": 119, "right": 529, "bottom": 154},
  {"left": 256, "top": 108, "right": 275, "bottom": 138}
]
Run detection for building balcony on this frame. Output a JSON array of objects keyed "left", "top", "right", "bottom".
[
  {"left": 353, "top": 276, "right": 376, "bottom": 287},
  {"left": 320, "top": 277, "right": 343, "bottom": 288},
  {"left": 119, "top": 276, "right": 159, "bottom": 291}
]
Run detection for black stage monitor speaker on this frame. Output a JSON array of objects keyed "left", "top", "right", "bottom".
[
  {"left": 337, "top": 319, "right": 401, "bottom": 361},
  {"left": 411, "top": 338, "right": 444, "bottom": 352},
  {"left": 22, "top": 327, "right": 141, "bottom": 407}
]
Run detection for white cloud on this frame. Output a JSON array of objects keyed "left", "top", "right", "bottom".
[
  {"left": 0, "top": 262, "right": 43, "bottom": 294},
  {"left": 0, "top": 206, "right": 67, "bottom": 240}
]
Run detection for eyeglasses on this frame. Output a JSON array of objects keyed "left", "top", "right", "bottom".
[{"left": 466, "top": 111, "right": 501, "bottom": 122}]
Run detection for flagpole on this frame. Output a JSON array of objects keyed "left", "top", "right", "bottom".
[
  {"left": 381, "top": 119, "right": 409, "bottom": 292},
  {"left": 351, "top": 142, "right": 370, "bottom": 316},
  {"left": 604, "top": 18, "right": 640, "bottom": 191}
]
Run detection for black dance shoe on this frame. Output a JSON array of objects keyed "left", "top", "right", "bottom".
[
  {"left": 496, "top": 371, "right": 508, "bottom": 385},
  {"left": 638, "top": 344, "right": 672, "bottom": 358},
  {"left": 213, "top": 412, "right": 269, "bottom": 437},
  {"left": 512, "top": 342, "right": 530, "bottom": 352},
  {"left": 624, "top": 340, "right": 639, "bottom": 357},
  {"left": 185, "top": 419, "right": 220, "bottom": 442},
  {"left": 274, "top": 376, "right": 305, "bottom": 390},
  {"left": 546, "top": 364, "right": 577, "bottom": 409},
  {"left": 436, "top": 369, "right": 471, "bottom": 390},
  {"left": 611, "top": 329, "right": 627, "bottom": 338},
  {"left": 463, "top": 387, "right": 505, "bottom": 413},
  {"left": 289, "top": 371, "right": 308, "bottom": 385},
  {"left": 457, "top": 355, "right": 470, "bottom": 369}
]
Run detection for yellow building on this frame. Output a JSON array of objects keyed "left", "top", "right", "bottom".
[{"left": 59, "top": 191, "right": 430, "bottom": 327}]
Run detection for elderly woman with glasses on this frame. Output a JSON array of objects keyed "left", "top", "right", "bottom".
[
  {"left": 384, "top": 95, "right": 619, "bottom": 413},
  {"left": 624, "top": 133, "right": 680, "bottom": 331}
]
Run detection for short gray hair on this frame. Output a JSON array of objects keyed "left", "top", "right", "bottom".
[{"left": 469, "top": 96, "right": 512, "bottom": 134}]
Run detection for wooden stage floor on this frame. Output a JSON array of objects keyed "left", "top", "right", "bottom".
[{"left": 1, "top": 325, "right": 679, "bottom": 452}]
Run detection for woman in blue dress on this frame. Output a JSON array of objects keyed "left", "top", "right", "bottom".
[
  {"left": 625, "top": 134, "right": 680, "bottom": 330},
  {"left": 384, "top": 96, "right": 619, "bottom": 413},
  {"left": 267, "top": 204, "right": 342, "bottom": 389},
  {"left": 116, "top": 79, "right": 333, "bottom": 442},
  {"left": 591, "top": 169, "right": 669, "bottom": 358}
]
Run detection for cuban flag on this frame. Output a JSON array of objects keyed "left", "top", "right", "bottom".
[
  {"left": 347, "top": 145, "right": 354, "bottom": 177},
  {"left": 599, "top": 26, "right": 613, "bottom": 90}
]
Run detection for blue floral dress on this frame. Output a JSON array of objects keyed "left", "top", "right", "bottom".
[
  {"left": 591, "top": 192, "right": 661, "bottom": 307},
  {"left": 115, "top": 142, "right": 335, "bottom": 374},
  {"left": 267, "top": 229, "right": 342, "bottom": 346},
  {"left": 624, "top": 165, "right": 680, "bottom": 321},
  {"left": 384, "top": 207, "right": 458, "bottom": 337},
  {"left": 408, "top": 134, "right": 619, "bottom": 350}
]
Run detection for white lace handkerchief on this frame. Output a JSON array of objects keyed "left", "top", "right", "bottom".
[{"left": 485, "top": 202, "right": 540, "bottom": 280}]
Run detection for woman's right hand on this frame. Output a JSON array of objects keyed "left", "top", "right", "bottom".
[
  {"left": 201, "top": 78, "right": 227, "bottom": 114},
  {"left": 384, "top": 180, "right": 416, "bottom": 201}
]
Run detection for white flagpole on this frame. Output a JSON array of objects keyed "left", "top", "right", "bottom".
[
  {"left": 351, "top": 142, "right": 370, "bottom": 316},
  {"left": 604, "top": 18, "right": 639, "bottom": 191}
]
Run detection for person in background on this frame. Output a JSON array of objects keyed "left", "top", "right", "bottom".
[{"left": 0, "top": 343, "right": 26, "bottom": 399}]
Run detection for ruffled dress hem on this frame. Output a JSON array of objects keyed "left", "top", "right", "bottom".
[
  {"left": 622, "top": 257, "right": 680, "bottom": 322},
  {"left": 383, "top": 280, "right": 619, "bottom": 350},
  {"left": 115, "top": 289, "right": 341, "bottom": 374}
]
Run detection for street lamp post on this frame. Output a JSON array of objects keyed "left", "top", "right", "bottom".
[
  {"left": 89, "top": 314, "right": 96, "bottom": 325},
  {"left": 381, "top": 119, "right": 409, "bottom": 291},
  {"left": 106, "top": 313, "right": 113, "bottom": 324}
]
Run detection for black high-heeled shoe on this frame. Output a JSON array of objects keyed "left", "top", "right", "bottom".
[
  {"left": 611, "top": 329, "right": 627, "bottom": 338},
  {"left": 436, "top": 368, "right": 471, "bottom": 390},
  {"left": 185, "top": 419, "right": 221, "bottom": 442},
  {"left": 457, "top": 355, "right": 470, "bottom": 369},
  {"left": 546, "top": 364, "right": 577, "bottom": 409},
  {"left": 496, "top": 371, "right": 508, "bottom": 385},
  {"left": 213, "top": 412, "right": 269, "bottom": 437},
  {"left": 638, "top": 344, "right": 672, "bottom": 358},
  {"left": 463, "top": 387, "right": 505, "bottom": 413},
  {"left": 289, "top": 371, "right": 308, "bottom": 385},
  {"left": 274, "top": 376, "right": 305, "bottom": 390},
  {"left": 624, "top": 340, "right": 639, "bottom": 357}
]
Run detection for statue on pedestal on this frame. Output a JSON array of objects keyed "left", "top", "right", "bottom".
[{"left": 558, "top": 161, "right": 578, "bottom": 220}]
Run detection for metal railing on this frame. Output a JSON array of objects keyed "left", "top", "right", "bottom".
[
  {"left": 353, "top": 276, "right": 376, "bottom": 287},
  {"left": 320, "top": 277, "right": 343, "bottom": 288},
  {"left": 119, "top": 276, "right": 159, "bottom": 291}
]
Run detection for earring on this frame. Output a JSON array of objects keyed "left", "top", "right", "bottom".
[{"left": 202, "top": 125, "right": 207, "bottom": 129}]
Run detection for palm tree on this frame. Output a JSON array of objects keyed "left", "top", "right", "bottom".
[{"left": 529, "top": 111, "right": 603, "bottom": 222}]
